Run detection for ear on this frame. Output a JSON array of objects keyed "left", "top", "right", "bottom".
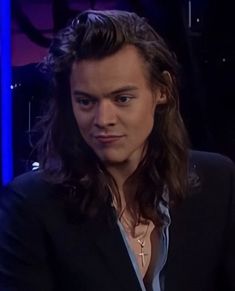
[{"left": 154, "top": 70, "right": 172, "bottom": 105}]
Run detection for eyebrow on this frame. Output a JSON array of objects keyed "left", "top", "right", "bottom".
[
  {"left": 108, "top": 85, "right": 139, "bottom": 95},
  {"left": 72, "top": 85, "right": 139, "bottom": 98}
]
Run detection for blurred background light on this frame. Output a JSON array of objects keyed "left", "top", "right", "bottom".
[{"left": 1, "top": 0, "right": 13, "bottom": 184}]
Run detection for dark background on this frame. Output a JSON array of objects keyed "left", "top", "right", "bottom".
[{"left": 8, "top": 0, "right": 235, "bottom": 177}]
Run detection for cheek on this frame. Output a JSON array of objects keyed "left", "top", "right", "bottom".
[
  {"left": 141, "top": 108, "right": 156, "bottom": 136},
  {"left": 71, "top": 106, "right": 85, "bottom": 132},
  {"left": 142, "top": 116, "right": 155, "bottom": 136},
  {"left": 75, "top": 117, "right": 87, "bottom": 135},
  {"left": 73, "top": 112, "right": 93, "bottom": 140},
  {"left": 134, "top": 102, "right": 155, "bottom": 127},
  {"left": 128, "top": 109, "right": 155, "bottom": 140}
]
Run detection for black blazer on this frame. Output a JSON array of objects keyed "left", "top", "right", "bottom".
[{"left": 0, "top": 151, "right": 234, "bottom": 291}]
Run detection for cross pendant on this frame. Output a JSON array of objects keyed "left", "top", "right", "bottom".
[
  {"left": 137, "top": 239, "right": 148, "bottom": 267},
  {"left": 139, "top": 251, "right": 148, "bottom": 267}
]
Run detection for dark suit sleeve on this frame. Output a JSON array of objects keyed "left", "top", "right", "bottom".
[{"left": 0, "top": 185, "right": 54, "bottom": 291}]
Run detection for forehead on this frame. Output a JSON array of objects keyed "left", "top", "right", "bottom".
[{"left": 70, "top": 45, "right": 150, "bottom": 92}]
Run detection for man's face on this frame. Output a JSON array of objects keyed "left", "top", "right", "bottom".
[{"left": 70, "top": 45, "right": 166, "bottom": 168}]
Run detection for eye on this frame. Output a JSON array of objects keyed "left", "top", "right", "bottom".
[
  {"left": 76, "top": 97, "right": 96, "bottom": 109},
  {"left": 115, "top": 95, "right": 132, "bottom": 105}
]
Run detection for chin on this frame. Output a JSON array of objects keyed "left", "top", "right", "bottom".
[{"left": 98, "top": 154, "right": 128, "bottom": 165}]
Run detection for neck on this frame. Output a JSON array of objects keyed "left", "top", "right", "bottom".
[{"left": 106, "top": 160, "right": 139, "bottom": 208}]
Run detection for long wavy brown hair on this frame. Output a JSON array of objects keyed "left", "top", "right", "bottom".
[{"left": 37, "top": 10, "right": 190, "bottom": 225}]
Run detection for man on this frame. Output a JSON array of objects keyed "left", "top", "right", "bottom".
[{"left": 0, "top": 10, "right": 234, "bottom": 291}]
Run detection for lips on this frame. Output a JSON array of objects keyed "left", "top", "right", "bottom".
[{"left": 94, "top": 134, "right": 124, "bottom": 144}]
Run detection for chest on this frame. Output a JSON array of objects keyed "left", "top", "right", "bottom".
[{"left": 124, "top": 222, "right": 160, "bottom": 280}]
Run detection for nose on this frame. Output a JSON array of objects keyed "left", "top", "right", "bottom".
[{"left": 94, "top": 100, "right": 117, "bottom": 128}]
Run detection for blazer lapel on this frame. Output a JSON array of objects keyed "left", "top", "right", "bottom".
[
  {"left": 84, "top": 207, "right": 142, "bottom": 291},
  {"left": 164, "top": 191, "right": 211, "bottom": 291},
  {"left": 164, "top": 201, "right": 195, "bottom": 291}
]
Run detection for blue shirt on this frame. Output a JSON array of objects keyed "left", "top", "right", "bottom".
[{"left": 118, "top": 194, "right": 171, "bottom": 291}]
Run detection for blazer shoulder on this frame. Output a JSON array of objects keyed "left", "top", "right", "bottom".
[
  {"left": 188, "top": 150, "right": 235, "bottom": 196},
  {"left": 1, "top": 170, "right": 58, "bottom": 208},
  {"left": 190, "top": 150, "right": 235, "bottom": 173}
]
